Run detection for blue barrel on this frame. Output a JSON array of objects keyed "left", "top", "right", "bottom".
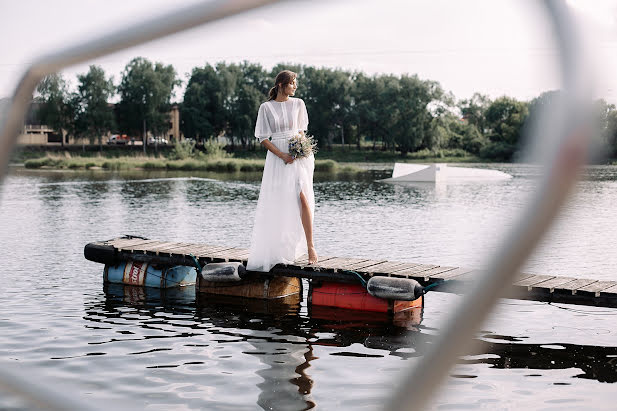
[{"left": 104, "top": 261, "right": 196, "bottom": 288}]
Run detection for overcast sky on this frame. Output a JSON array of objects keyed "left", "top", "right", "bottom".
[{"left": 1, "top": 0, "right": 617, "bottom": 103}]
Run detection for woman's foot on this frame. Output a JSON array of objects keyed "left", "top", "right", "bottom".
[{"left": 308, "top": 246, "right": 318, "bottom": 265}]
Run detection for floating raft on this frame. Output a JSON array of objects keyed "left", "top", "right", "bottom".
[
  {"left": 380, "top": 163, "right": 512, "bottom": 183},
  {"left": 84, "top": 237, "right": 617, "bottom": 308}
]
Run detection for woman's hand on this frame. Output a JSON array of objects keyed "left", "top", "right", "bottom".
[{"left": 280, "top": 153, "right": 295, "bottom": 164}]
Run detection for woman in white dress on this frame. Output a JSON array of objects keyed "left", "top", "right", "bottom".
[{"left": 246, "top": 70, "right": 318, "bottom": 272}]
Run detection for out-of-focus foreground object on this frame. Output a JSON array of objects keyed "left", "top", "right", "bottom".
[{"left": 386, "top": 1, "right": 594, "bottom": 410}]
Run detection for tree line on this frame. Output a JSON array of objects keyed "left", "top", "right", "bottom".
[{"left": 34, "top": 58, "right": 617, "bottom": 160}]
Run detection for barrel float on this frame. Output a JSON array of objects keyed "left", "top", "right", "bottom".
[
  {"left": 200, "top": 262, "right": 246, "bottom": 282},
  {"left": 104, "top": 261, "right": 196, "bottom": 288},
  {"left": 198, "top": 275, "right": 301, "bottom": 299},
  {"left": 366, "top": 276, "right": 424, "bottom": 301},
  {"left": 310, "top": 281, "right": 423, "bottom": 313}
]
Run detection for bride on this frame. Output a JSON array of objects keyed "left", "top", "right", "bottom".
[{"left": 246, "top": 70, "right": 318, "bottom": 272}]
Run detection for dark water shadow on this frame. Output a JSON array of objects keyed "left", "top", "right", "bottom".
[{"left": 468, "top": 333, "right": 617, "bottom": 383}]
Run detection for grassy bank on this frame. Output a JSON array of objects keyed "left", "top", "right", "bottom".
[
  {"left": 13, "top": 143, "right": 485, "bottom": 165},
  {"left": 15, "top": 142, "right": 491, "bottom": 175},
  {"left": 22, "top": 154, "right": 358, "bottom": 174},
  {"left": 234, "top": 145, "right": 484, "bottom": 164}
]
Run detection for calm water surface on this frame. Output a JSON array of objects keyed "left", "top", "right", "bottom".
[{"left": 1, "top": 164, "right": 616, "bottom": 410}]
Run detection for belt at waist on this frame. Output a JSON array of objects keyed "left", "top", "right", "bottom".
[{"left": 270, "top": 131, "right": 296, "bottom": 140}]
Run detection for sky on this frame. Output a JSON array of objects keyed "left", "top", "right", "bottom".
[{"left": 1, "top": 0, "right": 617, "bottom": 104}]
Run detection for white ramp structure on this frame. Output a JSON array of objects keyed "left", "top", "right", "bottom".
[{"left": 381, "top": 163, "right": 512, "bottom": 182}]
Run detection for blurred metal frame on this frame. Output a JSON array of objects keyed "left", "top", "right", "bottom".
[
  {"left": 386, "top": 1, "right": 592, "bottom": 409},
  {"left": 0, "top": 0, "right": 593, "bottom": 410}
]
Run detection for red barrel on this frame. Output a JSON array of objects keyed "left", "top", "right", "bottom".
[{"left": 310, "top": 282, "right": 423, "bottom": 313}]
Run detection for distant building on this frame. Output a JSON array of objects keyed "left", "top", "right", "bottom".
[{"left": 17, "top": 101, "right": 183, "bottom": 145}]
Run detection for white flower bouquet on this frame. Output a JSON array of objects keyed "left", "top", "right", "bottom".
[{"left": 288, "top": 134, "right": 317, "bottom": 159}]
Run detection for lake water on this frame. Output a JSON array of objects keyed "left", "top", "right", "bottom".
[{"left": 1, "top": 164, "right": 616, "bottom": 410}]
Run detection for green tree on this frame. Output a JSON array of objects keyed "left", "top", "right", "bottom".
[
  {"left": 392, "top": 75, "right": 442, "bottom": 155},
  {"left": 75, "top": 65, "right": 115, "bottom": 149},
  {"left": 299, "top": 66, "right": 353, "bottom": 148},
  {"left": 229, "top": 62, "right": 269, "bottom": 148},
  {"left": 36, "top": 73, "right": 74, "bottom": 146},
  {"left": 592, "top": 99, "right": 617, "bottom": 157},
  {"left": 459, "top": 93, "right": 491, "bottom": 133},
  {"left": 481, "top": 96, "right": 529, "bottom": 160},
  {"left": 429, "top": 113, "right": 463, "bottom": 150},
  {"left": 485, "top": 96, "right": 529, "bottom": 145},
  {"left": 117, "top": 57, "right": 179, "bottom": 152},
  {"left": 216, "top": 62, "right": 243, "bottom": 148},
  {"left": 181, "top": 64, "right": 228, "bottom": 142},
  {"left": 605, "top": 107, "right": 617, "bottom": 157},
  {"left": 351, "top": 73, "right": 379, "bottom": 149}
]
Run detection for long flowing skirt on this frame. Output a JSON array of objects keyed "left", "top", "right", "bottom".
[{"left": 247, "top": 136, "right": 315, "bottom": 272}]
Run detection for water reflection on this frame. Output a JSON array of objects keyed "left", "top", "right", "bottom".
[
  {"left": 84, "top": 283, "right": 425, "bottom": 409},
  {"left": 83, "top": 283, "right": 617, "bottom": 410}
]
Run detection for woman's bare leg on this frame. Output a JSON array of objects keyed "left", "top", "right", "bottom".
[{"left": 299, "top": 191, "right": 318, "bottom": 264}]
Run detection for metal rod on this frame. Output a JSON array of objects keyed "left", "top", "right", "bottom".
[
  {"left": 0, "top": 0, "right": 283, "bottom": 181},
  {"left": 385, "top": 1, "right": 592, "bottom": 410}
]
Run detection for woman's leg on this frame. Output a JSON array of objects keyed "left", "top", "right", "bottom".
[{"left": 299, "top": 191, "right": 318, "bottom": 264}]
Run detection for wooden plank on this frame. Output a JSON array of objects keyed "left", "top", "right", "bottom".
[
  {"left": 443, "top": 269, "right": 480, "bottom": 282},
  {"left": 433, "top": 267, "right": 475, "bottom": 281},
  {"left": 146, "top": 242, "right": 187, "bottom": 254},
  {"left": 555, "top": 279, "right": 597, "bottom": 294},
  {"left": 107, "top": 238, "right": 151, "bottom": 249},
  {"left": 601, "top": 284, "right": 617, "bottom": 295},
  {"left": 391, "top": 264, "right": 441, "bottom": 276},
  {"left": 344, "top": 259, "right": 388, "bottom": 271},
  {"left": 124, "top": 240, "right": 165, "bottom": 251},
  {"left": 106, "top": 237, "right": 150, "bottom": 247},
  {"left": 292, "top": 255, "right": 336, "bottom": 267},
  {"left": 120, "top": 240, "right": 164, "bottom": 252},
  {"left": 208, "top": 247, "right": 246, "bottom": 260},
  {"left": 154, "top": 242, "right": 200, "bottom": 254},
  {"left": 404, "top": 266, "right": 459, "bottom": 281},
  {"left": 530, "top": 276, "right": 577, "bottom": 291},
  {"left": 314, "top": 257, "right": 371, "bottom": 272},
  {"left": 364, "top": 261, "right": 415, "bottom": 274},
  {"left": 186, "top": 244, "right": 231, "bottom": 255},
  {"left": 512, "top": 272, "right": 537, "bottom": 283},
  {"left": 512, "top": 275, "right": 555, "bottom": 289},
  {"left": 335, "top": 258, "right": 374, "bottom": 271},
  {"left": 221, "top": 248, "right": 250, "bottom": 261},
  {"left": 191, "top": 244, "right": 223, "bottom": 257},
  {"left": 104, "top": 238, "right": 136, "bottom": 248},
  {"left": 194, "top": 245, "right": 234, "bottom": 257},
  {"left": 577, "top": 281, "right": 617, "bottom": 296},
  {"left": 171, "top": 244, "right": 211, "bottom": 256},
  {"left": 232, "top": 249, "right": 250, "bottom": 261}
]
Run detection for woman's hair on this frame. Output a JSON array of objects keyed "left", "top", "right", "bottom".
[{"left": 268, "top": 70, "right": 297, "bottom": 101}]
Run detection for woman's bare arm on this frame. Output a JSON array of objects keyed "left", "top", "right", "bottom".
[{"left": 261, "top": 140, "right": 294, "bottom": 164}]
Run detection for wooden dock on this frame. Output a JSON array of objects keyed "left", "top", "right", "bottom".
[{"left": 84, "top": 237, "right": 617, "bottom": 308}]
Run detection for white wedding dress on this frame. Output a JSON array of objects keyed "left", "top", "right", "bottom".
[{"left": 246, "top": 97, "right": 315, "bottom": 272}]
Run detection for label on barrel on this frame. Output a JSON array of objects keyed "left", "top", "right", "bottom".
[{"left": 123, "top": 261, "right": 147, "bottom": 286}]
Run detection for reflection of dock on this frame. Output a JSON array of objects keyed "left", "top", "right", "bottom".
[{"left": 85, "top": 237, "right": 617, "bottom": 308}]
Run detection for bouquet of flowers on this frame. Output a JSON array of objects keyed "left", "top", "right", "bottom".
[{"left": 288, "top": 134, "right": 317, "bottom": 159}]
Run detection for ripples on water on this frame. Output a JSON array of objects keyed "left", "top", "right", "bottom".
[{"left": 0, "top": 164, "right": 616, "bottom": 409}]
